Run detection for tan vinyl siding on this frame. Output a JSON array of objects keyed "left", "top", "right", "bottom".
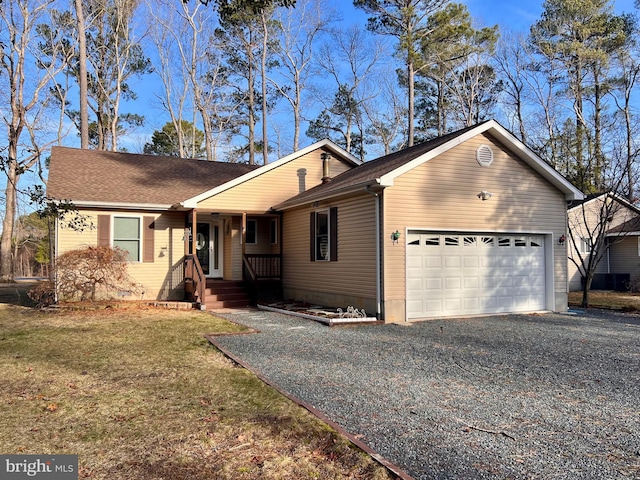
[
  {"left": 282, "top": 194, "right": 377, "bottom": 311},
  {"left": 383, "top": 134, "right": 567, "bottom": 314},
  {"left": 57, "top": 209, "right": 187, "bottom": 300},
  {"left": 198, "top": 151, "right": 352, "bottom": 212}
]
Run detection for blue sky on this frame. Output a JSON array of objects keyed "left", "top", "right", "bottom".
[
  {"left": 335, "top": 0, "right": 637, "bottom": 31},
  {"left": 86, "top": 0, "right": 640, "bottom": 155}
]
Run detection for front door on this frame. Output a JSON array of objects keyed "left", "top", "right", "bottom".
[{"left": 195, "top": 221, "right": 223, "bottom": 277}]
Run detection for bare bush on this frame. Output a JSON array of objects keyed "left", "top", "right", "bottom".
[
  {"left": 27, "top": 281, "right": 56, "bottom": 308},
  {"left": 56, "top": 246, "right": 140, "bottom": 301}
]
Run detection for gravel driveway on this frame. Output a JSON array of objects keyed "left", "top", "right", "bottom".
[{"left": 210, "top": 309, "right": 640, "bottom": 479}]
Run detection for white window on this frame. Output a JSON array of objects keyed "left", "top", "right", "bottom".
[
  {"left": 113, "top": 216, "right": 141, "bottom": 262},
  {"left": 580, "top": 237, "right": 592, "bottom": 254},
  {"left": 315, "top": 210, "right": 329, "bottom": 261}
]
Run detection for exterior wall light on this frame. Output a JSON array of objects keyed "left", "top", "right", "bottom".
[
  {"left": 559, "top": 234, "right": 566, "bottom": 245},
  {"left": 391, "top": 230, "right": 401, "bottom": 244},
  {"left": 477, "top": 191, "right": 493, "bottom": 201}
]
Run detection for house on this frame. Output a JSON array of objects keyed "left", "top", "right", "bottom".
[
  {"left": 47, "top": 120, "right": 583, "bottom": 322},
  {"left": 567, "top": 193, "right": 640, "bottom": 292}
]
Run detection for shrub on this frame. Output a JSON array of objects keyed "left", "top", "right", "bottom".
[
  {"left": 27, "top": 281, "right": 56, "bottom": 308},
  {"left": 56, "top": 246, "right": 140, "bottom": 301}
]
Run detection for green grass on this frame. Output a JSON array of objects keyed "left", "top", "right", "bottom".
[{"left": 0, "top": 304, "right": 393, "bottom": 479}]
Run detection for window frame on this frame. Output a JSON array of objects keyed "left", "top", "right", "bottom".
[
  {"left": 270, "top": 218, "right": 278, "bottom": 245},
  {"left": 112, "top": 215, "right": 142, "bottom": 262},
  {"left": 315, "top": 209, "right": 330, "bottom": 261},
  {"left": 580, "top": 237, "right": 593, "bottom": 254},
  {"left": 310, "top": 207, "right": 337, "bottom": 262},
  {"left": 245, "top": 219, "right": 257, "bottom": 244}
]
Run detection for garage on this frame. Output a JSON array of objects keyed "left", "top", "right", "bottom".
[{"left": 406, "top": 231, "right": 547, "bottom": 319}]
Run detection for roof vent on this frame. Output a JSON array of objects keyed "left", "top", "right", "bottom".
[{"left": 476, "top": 145, "right": 494, "bottom": 167}]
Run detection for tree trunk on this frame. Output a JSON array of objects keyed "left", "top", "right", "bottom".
[
  {"left": 581, "top": 273, "right": 593, "bottom": 308},
  {"left": 408, "top": 59, "right": 414, "bottom": 146},
  {"left": 0, "top": 152, "right": 18, "bottom": 282},
  {"left": 261, "top": 10, "right": 269, "bottom": 165},
  {"left": 75, "top": 0, "right": 89, "bottom": 149}
]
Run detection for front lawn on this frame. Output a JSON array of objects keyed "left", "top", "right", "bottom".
[
  {"left": 0, "top": 305, "right": 393, "bottom": 479},
  {"left": 568, "top": 290, "right": 640, "bottom": 311}
]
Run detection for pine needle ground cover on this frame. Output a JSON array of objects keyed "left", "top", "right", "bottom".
[{"left": 0, "top": 305, "right": 392, "bottom": 479}]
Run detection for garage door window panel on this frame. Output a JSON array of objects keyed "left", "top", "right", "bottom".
[
  {"left": 464, "top": 236, "right": 477, "bottom": 247},
  {"left": 481, "top": 236, "right": 495, "bottom": 246},
  {"left": 445, "top": 236, "right": 459, "bottom": 246},
  {"left": 425, "top": 236, "right": 440, "bottom": 246}
]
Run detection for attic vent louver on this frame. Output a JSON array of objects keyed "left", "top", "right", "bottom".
[{"left": 476, "top": 144, "right": 494, "bottom": 167}]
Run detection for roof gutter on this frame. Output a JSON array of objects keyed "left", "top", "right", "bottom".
[{"left": 65, "top": 200, "right": 173, "bottom": 211}]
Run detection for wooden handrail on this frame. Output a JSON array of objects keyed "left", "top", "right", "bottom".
[
  {"left": 185, "top": 254, "right": 206, "bottom": 308},
  {"left": 243, "top": 254, "right": 281, "bottom": 279},
  {"left": 243, "top": 255, "right": 258, "bottom": 282}
]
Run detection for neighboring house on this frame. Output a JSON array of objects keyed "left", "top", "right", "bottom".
[
  {"left": 47, "top": 120, "right": 583, "bottom": 322},
  {"left": 567, "top": 193, "right": 640, "bottom": 292}
]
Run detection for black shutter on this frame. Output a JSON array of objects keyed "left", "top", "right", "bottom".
[
  {"left": 310, "top": 211, "right": 316, "bottom": 262},
  {"left": 330, "top": 207, "right": 338, "bottom": 262}
]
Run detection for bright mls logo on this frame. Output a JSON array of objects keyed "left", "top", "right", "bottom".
[{"left": 1, "top": 455, "right": 77, "bottom": 479}]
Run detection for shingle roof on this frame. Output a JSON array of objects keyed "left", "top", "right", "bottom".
[{"left": 47, "top": 146, "right": 260, "bottom": 206}]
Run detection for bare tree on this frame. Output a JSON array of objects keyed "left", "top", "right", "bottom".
[
  {"left": 568, "top": 188, "right": 638, "bottom": 308},
  {"left": 494, "top": 31, "right": 530, "bottom": 142},
  {"left": 80, "top": 0, "right": 151, "bottom": 151},
  {"left": 609, "top": 16, "right": 640, "bottom": 202},
  {"left": 147, "top": 0, "right": 230, "bottom": 160},
  {"left": 362, "top": 70, "right": 407, "bottom": 155},
  {"left": 75, "top": 0, "right": 89, "bottom": 148},
  {"left": 354, "top": 0, "right": 449, "bottom": 147},
  {"left": 270, "top": 0, "right": 333, "bottom": 151},
  {"left": 307, "top": 26, "right": 386, "bottom": 160},
  {"left": 0, "top": 0, "right": 68, "bottom": 282}
]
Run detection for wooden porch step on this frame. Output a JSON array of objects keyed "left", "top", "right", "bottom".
[{"left": 204, "top": 280, "right": 251, "bottom": 309}]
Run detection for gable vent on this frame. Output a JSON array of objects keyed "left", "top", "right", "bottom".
[{"left": 476, "top": 144, "right": 494, "bottom": 167}]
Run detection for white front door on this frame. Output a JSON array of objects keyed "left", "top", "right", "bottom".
[{"left": 195, "top": 221, "right": 223, "bottom": 278}]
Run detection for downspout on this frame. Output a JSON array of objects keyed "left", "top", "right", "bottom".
[{"left": 365, "top": 185, "right": 382, "bottom": 320}]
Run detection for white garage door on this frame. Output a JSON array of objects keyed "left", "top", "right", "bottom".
[{"left": 407, "top": 232, "right": 547, "bottom": 319}]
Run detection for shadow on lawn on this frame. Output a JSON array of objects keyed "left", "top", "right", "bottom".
[{"left": 0, "top": 281, "right": 38, "bottom": 307}]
